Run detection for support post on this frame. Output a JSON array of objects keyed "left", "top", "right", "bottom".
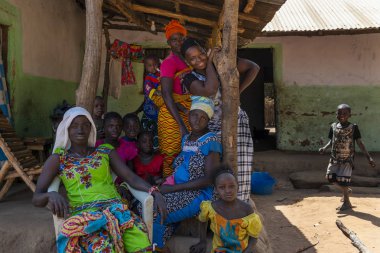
[
  {"left": 76, "top": 0, "right": 104, "bottom": 111},
  {"left": 214, "top": 0, "right": 239, "bottom": 173},
  {"left": 102, "top": 27, "right": 111, "bottom": 111}
]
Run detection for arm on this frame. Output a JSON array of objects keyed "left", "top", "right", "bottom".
[
  {"left": 160, "top": 152, "right": 220, "bottom": 193},
  {"left": 187, "top": 49, "right": 220, "bottom": 97},
  {"left": 237, "top": 58, "right": 260, "bottom": 94},
  {"left": 134, "top": 100, "right": 144, "bottom": 115},
  {"left": 356, "top": 139, "right": 376, "bottom": 167},
  {"left": 243, "top": 237, "right": 258, "bottom": 253},
  {"left": 161, "top": 77, "right": 188, "bottom": 136},
  {"left": 190, "top": 221, "right": 208, "bottom": 253},
  {"left": 32, "top": 154, "right": 69, "bottom": 218},
  {"left": 319, "top": 140, "right": 332, "bottom": 154}
]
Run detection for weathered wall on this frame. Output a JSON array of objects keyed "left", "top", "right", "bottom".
[
  {"left": 1, "top": 0, "right": 85, "bottom": 137},
  {"left": 97, "top": 30, "right": 167, "bottom": 116},
  {"left": 253, "top": 34, "right": 380, "bottom": 151}
]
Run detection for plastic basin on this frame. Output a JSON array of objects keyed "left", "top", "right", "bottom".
[{"left": 251, "top": 172, "right": 276, "bottom": 195}]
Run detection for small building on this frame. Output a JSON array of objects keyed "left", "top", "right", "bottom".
[{"left": 250, "top": 0, "right": 380, "bottom": 151}]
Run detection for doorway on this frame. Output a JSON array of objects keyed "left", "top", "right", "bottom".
[{"left": 238, "top": 48, "right": 276, "bottom": 150}]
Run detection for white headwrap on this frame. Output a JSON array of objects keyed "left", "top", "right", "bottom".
[{"left": 53, "top": 106, "right": 97, "bottom": 152}]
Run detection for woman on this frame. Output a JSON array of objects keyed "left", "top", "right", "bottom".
[
  {"left": 32, "top": 107, "right": 167, "bottom": 253},
  {"left": 181, "top": 38, "right": 260, "bottom": 202},
  {"left": 153, "top": 97, "right": 222, "bottom": 251},
  {"left": 158, "top": 20, "right": 192, "bottom": 177}
]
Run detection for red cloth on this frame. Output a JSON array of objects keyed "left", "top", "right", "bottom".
[
  {"left": 133, "top": 154, "right": 164, "bottom": 180},
  {"left": 95, "top": 138, "right": 138, "bottom": 163}
]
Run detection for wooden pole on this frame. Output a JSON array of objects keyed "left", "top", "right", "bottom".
[
  {"left": 336, "top": 219, "right": 371, "bottom": 253},
  {"left": 215, "top": 0, "right": 240, "bottom": 173},
  {"left": 76, "top": 0, "right": 103, "bottom": 112},
  {"left": 102, "top": 27, "right": 111, "bottom": 111}
]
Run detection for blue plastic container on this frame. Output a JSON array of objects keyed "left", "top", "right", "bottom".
[{"left": 251, "top": 172, "right": 276, "bottom": 195}]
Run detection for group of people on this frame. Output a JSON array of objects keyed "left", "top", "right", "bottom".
[{"left": 33, "top": 20, "right": 262, "bottom": 253}]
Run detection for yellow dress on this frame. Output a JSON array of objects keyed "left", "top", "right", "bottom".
[{"left": 198, "top": 201, "right": 262, "bottom": 253}]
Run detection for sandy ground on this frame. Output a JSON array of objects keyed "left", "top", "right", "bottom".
[
  {"left": 254, "top": 178, "right": 380, "bottom": 253},
  {"left": 1, "top": 181, "right": 379, "bottom": 253}
]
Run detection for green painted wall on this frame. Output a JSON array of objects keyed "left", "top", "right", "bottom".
[
  {"left": 1, "top": 0, "right": 77, "bottom": 137},
  {"left": 276, "top": 85, "right": 380, "bottom": 151}
]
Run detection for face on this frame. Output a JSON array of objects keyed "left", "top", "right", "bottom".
[
  {"left": 185, "top": 46, "right": 207, "bottom": 70},
  {"left": 68, "top": 116, "right": 92, "bottom": 146},
  {"left": 104, "top": 118, "right": 122, "bottom": 140},
  {"left": 167, "top": 33, "right": 185, "bottom": 54},
  {"left": 336, "top": 108, "right": 351, "bottom": 124},
  {"left": 215, "top": 173, "right": 238, "bottom": 202},
  {"left": 138, "top": 133, "right": 153, "bottom": 154},
  {"left": 144, "top": 58, "right": 158, "bottom": 74},
  {"left": 124, "top": 118, "right": 140, "bottom": 139},
  {"left": 93, "top": 98, "right": 105, "bottom": 118},
  {"left": 189, "top": 109, "right": 209, "bottom": 132}
]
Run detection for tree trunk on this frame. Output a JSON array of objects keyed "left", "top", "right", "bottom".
[
  {"left": 76, "top": 0, "right": 103, "bottom": 112},
  {"left": 102, "top": 27, "right": 111, "bottom": 111},
  {"left": 214, "top": 0, "right": 239, "bottom": 173}
]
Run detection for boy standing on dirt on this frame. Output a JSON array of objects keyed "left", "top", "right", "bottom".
[{"left": 319, "top": 104, "right": 376, "bottom": 211}]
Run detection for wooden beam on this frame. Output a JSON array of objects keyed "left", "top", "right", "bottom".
[
  {"left": 215, "top": 0, "right": 240, "bottom": 172},
  {"left": 102, "top": 27, "right": 111, "bottom": 111},
  {"left": 243, "top": 0, "right": 256, "bottom": 13},
  {"left": 130, "top": 4, "right": 216, "bottom": 27},
  {"left": 164, "top": 0, "right": 262, "bottom": 23},
  {"left": 76, "top": 0, "right": 104, "bottom": 111},
  {"left": 107, "top": 0, "right": 156, "bottom": 34},
  {"left": 103, "top": 24, "right": 144, "bottom": 31}
]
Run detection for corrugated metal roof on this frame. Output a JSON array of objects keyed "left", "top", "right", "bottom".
[{"left": 263, "top": 0, "right": 380, "bottom": 33}]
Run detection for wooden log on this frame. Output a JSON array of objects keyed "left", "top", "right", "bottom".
[
  {"left": 76, "top": 0, "right": 104, "bottom": 112},
  {"left": 0, "top": 161, "right": 11, "bottom": 182},
  {"left": 336, "top": 219, "right": 371, "bottom": 253},
  {"left": 102, "top": 27, "right": 111, "bottom": 112},
  {"left": 215, "top": 0, "right": 240, "bottom": 172},
  {"left": 0, "top": 178, "right": 15, "bottom": 200}
]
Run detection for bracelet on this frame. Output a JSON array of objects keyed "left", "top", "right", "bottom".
[
  {"left": 148, "top": 186, "right": 160, "bottom": 195},
  {"left": 119, "top": 182, "right": 129, "bottom": 191}
]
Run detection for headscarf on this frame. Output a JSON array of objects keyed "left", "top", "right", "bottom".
[
  {"left": 190, "top": 96, "right": 215, "bottom": 119},
  {"left": 181, "top": 37, "right": 204, "bottom": 57},
  {"left": 53, "top": 106, "right": 97, "bottom": 152},
  {"left": 165, "top": 20, "right": 187, "bottom": 40}
]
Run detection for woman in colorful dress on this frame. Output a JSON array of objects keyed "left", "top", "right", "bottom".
[
  {"left": 153, "top": 97, "right": 222, "bottom": 252},
  {"left": 159, "top": 20, "right": 193, "bottom": 177},
  {"left": 32, "top": 107, "right": 167, "bottom": 253},
  {"left": 181, "top": 38, "right": 260, "bottom": 202}
]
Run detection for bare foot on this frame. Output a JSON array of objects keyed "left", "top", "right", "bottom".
[
  {"left": 340, "top": 188, "right": 352, "bottom": 202},
  {"left": 337, "top": 202, "right": 353, "bottom": 212}
]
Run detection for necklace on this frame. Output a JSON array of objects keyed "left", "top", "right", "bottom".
[{"left": 69, "top": 148, "right": 90, "bottom": 158}]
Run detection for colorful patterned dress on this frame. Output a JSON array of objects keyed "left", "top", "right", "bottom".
[
  {"left": 55, "top": 144, "right": 151, "bottom": 253},
  {"left": 158, "top": 52, "right": 192, "bottom": 177},
  {"left": 198, "top": 201, "right": 262, "bottom": 253},
  {"left": 152, "top": 132, "right": 222, "bottom": 248}
]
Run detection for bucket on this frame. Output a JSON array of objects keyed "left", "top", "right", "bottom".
[{"left": 251, "top": 172, "right": 276, "bottom": 195}]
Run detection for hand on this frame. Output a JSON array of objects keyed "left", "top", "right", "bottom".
[
  {"left": 369, "top": 158, "right": 376, "bottom": 167},
  {"left": 190, "top": 240, "right": 207, "bottom": 253},
  {"left": 319, "top": 147, "right": 325, "bottom": 154},
  {"left": 159, "top": 184, "right": 175, "bottom": 194},
  {"left": 46, "top": 191, "right": 69, "bottom": 218},
  {"left": 207, "top": 47, "right": 221, "bottom": 62},
  {"left": 152, "top": 191, "right": 167, "bottom": 224}
]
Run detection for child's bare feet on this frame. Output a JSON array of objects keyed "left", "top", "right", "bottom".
[{"left": 336, "top": 202, "right": 353, "bottom": 212}]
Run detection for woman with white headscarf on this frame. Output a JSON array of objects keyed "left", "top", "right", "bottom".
[{"left": 32, "top": 107, "right": 167, "bottom": 253}]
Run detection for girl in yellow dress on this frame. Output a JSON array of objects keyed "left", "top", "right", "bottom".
[{"left": 190, "top": 166, "right": 262, "bottom": 253}]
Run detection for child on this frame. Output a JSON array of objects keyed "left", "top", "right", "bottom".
[
  {"left": 92, "top": 96, "right": 105, "bottom": 139},
  {"left": 135, "top": 54, "right": 162, "bottom": 150},
  {"left": 319, "top": 104, "right": 376, "bottom": 211},
  {"left": 133, "top": 131, "right": 164, "bottom": 185},
  {"left": 190, "top": 166, "right": 263, "bottom": 253}
]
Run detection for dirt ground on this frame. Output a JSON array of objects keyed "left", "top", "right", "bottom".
[
  {"left": 1, "top": 180, "right": 379, "bottom": 253},
  {"left": 254, "top": 177, "right": 380, "bottom": 253}
]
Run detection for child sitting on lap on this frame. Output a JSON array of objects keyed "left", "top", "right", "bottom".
[
  {"left": 191, "top": 165, "right": 262, "bottom": 253},
  {"left": 133, "top": 131, "right": 164, "bottom": 185}
]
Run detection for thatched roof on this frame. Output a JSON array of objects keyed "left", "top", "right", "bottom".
[{"left": 76, "top": 0, "right": 286, "bottom": 46}]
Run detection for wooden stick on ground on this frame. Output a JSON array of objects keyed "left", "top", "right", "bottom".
[{"left": 336, "top": 219, "right": 371, "bottom": 253}]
